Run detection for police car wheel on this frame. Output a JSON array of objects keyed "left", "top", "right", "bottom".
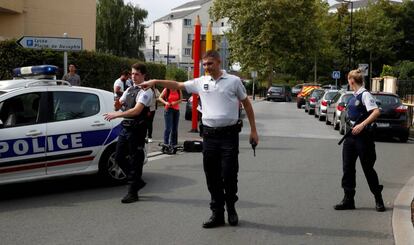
[{"left": 98, "top": 146, "right": 127, "bottom": 183}]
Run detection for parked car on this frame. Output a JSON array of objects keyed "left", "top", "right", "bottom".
[
  {"left": 266, "top": 85, "right": 292, "bottom": 102},
  {"left": 304, "top": 89, "right": 325, "bottom": 115},
  {"left": 326, "top": 90, "right": 353, "bottom": 129},
  {"left": 292, "top": 84, "right": 303, "bottom": 97},
  {"left": 315, "top": 90, "right": 339, "bottom": 120},
  {"left": 0, "top": 65, "right": 142, "bottom": 185},
  {"left": 340, "top": 92, "right": 410, "bottom": 142},
  {"left": 322, "top": 84, "right": 339, "bottom": 90},
  {"left": 296, "top": 84, "right": 321, "bottom": 109}
]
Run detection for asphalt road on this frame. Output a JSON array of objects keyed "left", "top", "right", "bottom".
[{"left": 0, "top": 100, "right": 413, "bottom": 245}]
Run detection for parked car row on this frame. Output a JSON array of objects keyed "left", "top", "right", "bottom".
[{"left": 299, "top": 87, "right": 410, "bottom": 143}]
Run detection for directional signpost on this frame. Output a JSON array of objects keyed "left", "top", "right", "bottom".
[
  {"left": 17, "top": 35, "right": 83, "bottom": 75},
  {"left": 17, "top": 36, "right": 82, "bottom": 52},
  {"left": 332, "top": 70, "right": 340, "bottom": 88}
]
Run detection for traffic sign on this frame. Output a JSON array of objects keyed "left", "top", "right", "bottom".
[
  {"left": 358, "top": 64, "right": 369, "bottom": 76},
  {"left": 17, "top": 36, "right": 83, "bottom": 52},
  {"left": 164, "top": 55, "right": 176, "bottom": 59},
  {"left": 332, "top": 71, "right": 340, "bottom": 79}
]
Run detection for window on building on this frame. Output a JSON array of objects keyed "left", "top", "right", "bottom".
[
  {"left": 187, "top": 34, "right": 192, "bottom": 45},
  {"left": 184, "top": 19, "right": 192, "bottom": 26},
  {"left": 184, "top": 48, "right": 191, "bottom": 56}
]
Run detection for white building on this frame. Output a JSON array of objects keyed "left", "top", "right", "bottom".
[
  {"left": 144, "top": 0, "right": 230, "bottom": 70},
  {"left": 328, "top": 0, "right": 402, "bottom": 13}
]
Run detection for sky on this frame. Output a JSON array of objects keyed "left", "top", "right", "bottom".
[{"left": 126, "top": 0, "right": 338, "bottom": 25}]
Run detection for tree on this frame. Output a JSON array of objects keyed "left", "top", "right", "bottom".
[
  {"left": 96, "top": 0, "right": 147, "bottom": 59},
  {"left": 210, "top": 0, "right": 329, "bottom": 85},
  {"left": 352, "top": 0, "right": 402, "bottom": 78}
]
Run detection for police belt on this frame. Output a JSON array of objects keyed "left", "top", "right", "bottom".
[
  {"left": 202, "top": 121, "right": 242, "bottom": 137},
  {"left": 121, "top": 119, "right": 144, "bottom": 128}
]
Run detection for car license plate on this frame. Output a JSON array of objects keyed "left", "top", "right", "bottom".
[{"left": 376, "top": 122, "right": 389, "bottom": 128}]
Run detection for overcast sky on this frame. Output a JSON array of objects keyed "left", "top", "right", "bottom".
[{"left": 125, "top": 0, "right": 338, "bottom": 25}]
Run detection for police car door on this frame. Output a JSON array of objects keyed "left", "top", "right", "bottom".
[
  {"left": 45, "top": 89, "right": 111, "bottom": 175},
  {"left": 0, "top": 91, "right": 47, "bottom": 183}
]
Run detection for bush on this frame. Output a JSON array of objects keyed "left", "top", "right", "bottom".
[
  {"left": 0, "top": 39, "right": 166, "bottom": 91},
  {"left": 380, "top": 64, "right": 395, "bottom": 77},
  {"left": 394, "top": 60, "right": 414, "bottom": 80}
]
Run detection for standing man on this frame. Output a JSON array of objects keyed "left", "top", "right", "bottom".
[
  {"left": 141, "top": 50, "right": 259, "bottom": 228},
  {"left": 104, "top": 63, "right": 153, "bottom": 204},
  {"left": 62, "top": 63, "right": 81, "bottom": 86},
  {"left": 113, "top": 70, "right": 131, "bottom": 99},
  {"left": 334, "top": 68, "right": 385, "bottom": 212}
]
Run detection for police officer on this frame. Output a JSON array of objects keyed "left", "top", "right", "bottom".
[
  {"left": 334, "top": 68, "right": 385, "bottom": 212},
  {"left": 104, "top": 63, "right": 153, "bottom": 204},
  {"left": 141, "top": 50, "right": 259, "bottom": 228}
]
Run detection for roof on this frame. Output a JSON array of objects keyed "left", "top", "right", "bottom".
[
  {"left": 155, "top": 0, "right": 211, "bottom": 22},
  {"left": 155, "top": 9, "right": 198, "bottom": 22},
  {"left": 329, "top": 0, "right": 402, "bottom": 12},
  {"left": 171, "top": 0, "right": 210, "bottom": 11}
]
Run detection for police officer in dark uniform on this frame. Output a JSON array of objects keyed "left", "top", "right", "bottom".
[
  {"left": 104, "top": 63, "right": 153, "bottom": 204},
  {"left": 141, "top": 50, "right": 259, "bottom": 228},
  {"left": 334, "top": 68, "right": 385, "bottom": 212}
]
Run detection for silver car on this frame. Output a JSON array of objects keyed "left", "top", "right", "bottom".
[
  {"left": 325, "top": 90, "right": 353, "bottom": 130},
  {"left": 315, "top": 90, "right": 338, "bottom": 121}
]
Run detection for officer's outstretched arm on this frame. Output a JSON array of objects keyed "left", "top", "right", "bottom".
[
  {"left": 141, "top": 80, "right": 186, "bottom": 90},
  {"left": 241, "top": 97, "right": 259, "bottom": 145},
  {"left": 103, "top": 103, "right": 144, "bottom": 121}
]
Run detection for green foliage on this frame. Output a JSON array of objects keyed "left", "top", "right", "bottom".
[
  {"left": 380, "top": 64, "right": 395, "bottom": 77},
  {"left": 0, "top": 40, "right": 166, "bottom": 91},
  {"left": 211, "top": 0, "right": 329, "bottom": 86},
  {"left": 96, "top": 0, "right": 147, "bottom": 59},
  {"left": 394, "top": 60, "right": 414, "bottom": 79},
  {"left": 165, "top": 65, "right": 188, "bottom": 81}
]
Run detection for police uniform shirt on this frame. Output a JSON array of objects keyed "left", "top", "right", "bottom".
[
  {"left": 353, "top": 87, "right": 378, "bottom": 112},
  {"left": 119, "top": 85, "right": 153, "bottom": 108},
  {"left": 184, "top": 70, "right": 247, "bottom": 127}
]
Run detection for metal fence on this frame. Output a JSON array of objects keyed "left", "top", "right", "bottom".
[{"left": 398, "top": 80, "right": 414, "bottom": 105}]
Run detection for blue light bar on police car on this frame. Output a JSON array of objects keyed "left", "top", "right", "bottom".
[{"left": 13, "top": 65, "right": 58, "bottom": 77}]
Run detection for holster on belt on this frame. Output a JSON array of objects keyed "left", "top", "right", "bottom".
[{"left": 202, "top": 119, "right": 243, "bottom": 137}]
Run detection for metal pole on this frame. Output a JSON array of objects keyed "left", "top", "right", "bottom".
[
  {"left": 252, "top": 78, "right": 256, "bottom": 101},
  {"left": 63, "top": 33, "right": 68, "bottom": 75},
  {"left": 152, "top": 22, "right": 155, "bottom": 62},
  {"left": 349, "top": 1, "right": 353, "bottom": 71},
  {"left": 167, "top": 42, "right": 170, "bottom": 65}
]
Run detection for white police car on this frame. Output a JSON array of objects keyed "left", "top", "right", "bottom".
[{"left": 0, "top": 65, "right": 133, "bottom": 184}]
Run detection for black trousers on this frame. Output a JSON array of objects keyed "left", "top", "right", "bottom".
[
  {"left": 342, "top": 132, "right": 382, "bottom": 195},
  {"left": 202, "top": 132, "right": 239, "bottom": 213},
  {"left": 146, "top": 110, "right": 156, "bottom": 138},
  {"left": 115, "top": 124, "right": 147, "bottom": 192}
]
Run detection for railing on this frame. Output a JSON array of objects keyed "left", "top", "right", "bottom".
[{"left": 398, "top": 80, "right": 414, "bottom": 105}]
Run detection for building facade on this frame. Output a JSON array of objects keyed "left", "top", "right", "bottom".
[
  {"left": 144, "top": 0, "right": 230, "bottom": 70},
  {"left": 0, "top": 0, "right": 96, "bottom": 50}
]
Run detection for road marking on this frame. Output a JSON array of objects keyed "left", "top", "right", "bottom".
[{"left": 393, "top": 175, "right": 414, "bottom": 245}]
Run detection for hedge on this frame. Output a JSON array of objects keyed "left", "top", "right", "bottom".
[{"left": 0, "top": 39, "right": 166, "bottom": 91}]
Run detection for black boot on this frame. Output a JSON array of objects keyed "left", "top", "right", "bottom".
[
  {"left": 202, "top": 212, "right": 225, "bottom": 228},
  {"left": 121, "top": 192, "right": 139, "bottom": 203},
  {"left": 226, "top": 204, "right": 238, "bottom": 226},
  {"left": 121, "top": 185, "right": 139, "bottom": 203},
  {"left": 334, "top": 191, "right": 355, "bottom": 210},
  {"left": 374, "top": 185, "right": 385, "bottom": 212}
]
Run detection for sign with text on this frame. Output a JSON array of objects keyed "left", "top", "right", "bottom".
[{"left": 17, "top": 36, "right": 83, "bottom": 52}]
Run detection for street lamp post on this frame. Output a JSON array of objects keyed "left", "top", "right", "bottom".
[
  {"left": 336, "top": 0, "right": 354, "bottom": 72},
  {"left": 152, "top": 21, "right": 155, "bottom": 62},
  {"left": 163, "top": 20, "right": 172, "bottom": 65}
]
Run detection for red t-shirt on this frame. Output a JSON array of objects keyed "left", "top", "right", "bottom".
[{"left": 163, "top": 89, "right": 180, "bottom": 110}]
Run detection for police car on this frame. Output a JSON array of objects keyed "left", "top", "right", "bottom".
[{"left": 0, "top": 65, "right": 138, "bottom": 185}]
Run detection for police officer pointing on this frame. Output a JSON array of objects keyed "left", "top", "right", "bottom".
[
  {"left": 334, "top": 68, "right": 385, "bottom": 212},
  {"left": 141, "top": 50, "right": 259, "bottom": 228},
  {"left": 104, "top": 63, "right": 153, "bottom": 203}
]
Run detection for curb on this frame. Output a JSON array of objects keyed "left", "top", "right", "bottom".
[{"left": 393, "top": 175, "right": 414, "bottom": 244}]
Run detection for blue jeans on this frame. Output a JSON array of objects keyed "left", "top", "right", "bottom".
[{"left": 164, "top": 108, "right": 180, "bottom": 146}]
